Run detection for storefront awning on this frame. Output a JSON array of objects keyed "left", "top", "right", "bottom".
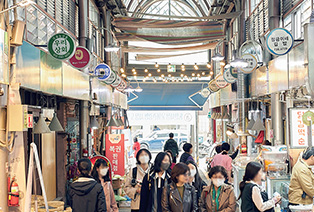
[{"left": 128, "top": 83, "right": 208, "bottom": 110}]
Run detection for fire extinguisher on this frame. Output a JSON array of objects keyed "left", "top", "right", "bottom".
[{"left": 8, "top": 176, "right": 19, "bottom": 207}]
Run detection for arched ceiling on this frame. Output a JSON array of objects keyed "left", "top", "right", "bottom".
[{"left": 124, "top": 0, "right": 211, "bottom": 19}]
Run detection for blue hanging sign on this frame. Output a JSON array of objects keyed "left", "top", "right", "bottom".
[{"left": 94, "top": 63, "right": 117, "bottom": 84}]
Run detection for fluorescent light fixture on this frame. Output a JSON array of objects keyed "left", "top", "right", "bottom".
[
  {"left": 230, "top": 58, "right": 248, "bottom": 68},
  {"left": 212, "top": 53, "right": 225, "bottom": 61},
  {"left": 105, "top": 43, "right": 120, "bottom": 52}
]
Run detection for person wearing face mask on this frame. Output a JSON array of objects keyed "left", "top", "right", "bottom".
[
  {"left": 92, "top": 159, "right": 118, "bottom": 212},
  {"left": 200, "top": 166, "right": 236, "bottom": 212},
  {"left": 289, "top": 147, "right": 314, "bottom": 206},
  {"left": 161, "top": 163, "right": 198, "bottom": 212},
  {"left": 186, "top": 161, "right": 207, "bottom": 204},
  {"left": 140, "top": 152, "right": 171, "bottom": 212},
  {"left": 124, "top": 149, "right": 152, "bottom": 212},
  {"left": 239, "top": 162, "right": 281, "bottom": 212}
]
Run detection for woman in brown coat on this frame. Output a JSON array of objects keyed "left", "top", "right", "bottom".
[
  {"left": 200, "top": 166, "right": 236, "bottom": 212},
  {"left": 124, "top": 149, "right": 152, "bottom": 212}
]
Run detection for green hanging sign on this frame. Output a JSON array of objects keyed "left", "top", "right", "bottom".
[{"left": 48, "top": 33, "right": 75, "bottom": 60}]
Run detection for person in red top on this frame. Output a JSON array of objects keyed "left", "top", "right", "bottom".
[{"left": 133, "top": 137, "right": 141, "bottom": 157}]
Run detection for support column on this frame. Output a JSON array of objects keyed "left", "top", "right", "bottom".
[
  {"left": 271, "top": 93, "right": 283, "bottom": 145},
  {"left": 0, "top": 108, "right": 8, "bottom": 212}
]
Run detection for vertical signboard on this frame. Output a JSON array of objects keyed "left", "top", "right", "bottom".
[
  {"left": 290, "top": 109, "right": 314, "bottom": 148},
  {"left": 105, "top": 134, "right": 125, "bottom": 176}
]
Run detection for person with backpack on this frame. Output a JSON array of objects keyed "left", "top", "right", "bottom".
[
  {"left": 140, "top": 152, "right": 171, "bottom": 212},
  {"left": 239, "top": 162, "right": 281, "bottom": 212},
  {"left": 164, "top": 133, "right": 179, "bottom": 163},
  {"left": 200, "top": 166, "right": 236, "bottom": 212},
  {"left": 162, "top": 162, "right": 198, "bottom": 212},
  {"left": 67, "top": 158, "right": 107, "bottom": 212},
  {"left": 124, "top": 149, "right": 152, "bottom": 212},
  {"left": 180, "top": 143, "right": 195, "bottom": 164},
  {"left": 92, "top": 159, "right": 118, "bottom": 212}
]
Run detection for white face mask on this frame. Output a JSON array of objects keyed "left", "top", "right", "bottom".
[
  {"left": 190, "top": 169, "right": 197, "bottom": 177},
  {"left": 100, "top": 168, "right": 109, "bottom": 176},
  {"left": 139, "top": 155, "right": 150, "bottom": 164},
  {"left": 212, "top": 178, "right": 225, "bottom": 187}
]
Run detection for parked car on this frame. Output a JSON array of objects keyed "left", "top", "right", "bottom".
[{"left": 140, "top": 130, "right": 189, "bottom": 152}]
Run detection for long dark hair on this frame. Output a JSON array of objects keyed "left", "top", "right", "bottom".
[
  {"left": 91, "top": 159, "right": 110, "bottom": 183},
  {"left": 151, "top": 152, "right": 171, "bottom": 174},
  {"left": 186, "top": 161, "right": 205, "bottom": 189},
  {"left": 238, "top": 162, "right": 262, "bottom": 199}
]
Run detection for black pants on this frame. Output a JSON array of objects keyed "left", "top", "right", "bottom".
[{"left": 131, "top": 210, "right": 139, "bottom": 212}]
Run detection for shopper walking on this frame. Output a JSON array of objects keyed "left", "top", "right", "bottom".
[
  {"left": 68, "top": 158, "right": 107, "bottom": 212},
  {"left": 200, "top": 166, "right": 236, "bottom": 212},
  {"left": 140, "top": 152, "right": 171, "bottom": 212},
  {"left": 289, "top": 147, "right": 314, "bottom": 205},
  {"left": 211, "top": 143, "right": 233, "bottom": 182},
  {"left": 186, "top": 161, "right": 207, "bottom": 203},
  {"left": 125, "top": 149, "right": 152, "bottom": 212},
  {"left": 91, "top": 159, "right": 118, "bottom": 212},
  {"left": 180, "top": 143, "right": 195, "bottom": 163},
  {"left": 161, "top": 163, "right": 198, "bottom": 212},
  {"left": 164, "top": 133, "right": 179, "bottom": 163},
  {"left": 239, "top": 162, "right": 281, "bottom": 212},
  {"left": 133, "top": 137, "right": 141, "bottom": 158}
]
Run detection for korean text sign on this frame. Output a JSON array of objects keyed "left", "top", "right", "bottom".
[
  {"left": 105, "top": 134, "right": 125, "bottom": 176},
  {"left": 290, "top": 109, "right": 314, "bottom": 148}
]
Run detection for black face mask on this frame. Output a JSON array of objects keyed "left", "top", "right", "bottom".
[{"left": 161, "top": 162, "right": 170, "bottom": 171}]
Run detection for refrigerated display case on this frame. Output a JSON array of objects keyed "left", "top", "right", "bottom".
[{"left": 266, "top": 176, "right": 290, "bottom": 210}]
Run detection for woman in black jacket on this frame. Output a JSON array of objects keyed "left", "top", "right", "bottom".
[
  {"left": 140, "top": 152, "right": 171, "bottom": 212},
  {"left": 186, "top": 161, "right": 207, "bottom": 203},
  {"left": 161, "top": 163, "right": 198, "bottom": 212}
]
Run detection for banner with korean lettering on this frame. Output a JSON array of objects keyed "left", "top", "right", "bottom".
[
  {"left": 290, "top": 109, "right": 314, "bottom": 148},
  {"left": 105, "top": 134, "right": 125, "bottom": 176}
]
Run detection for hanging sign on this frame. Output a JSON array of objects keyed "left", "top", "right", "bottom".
[
  {"left": 240, "top": 54, "right": 258, "bottom": 74},
  {"left": 27, "top": 114, "right": 33, "bottom": 128},
  {"left": 167, "top": 65, "right": 176, "bottom": 72},
  {"left": 208, "top": 80, "right": 220, "bottom": 92},
  {"left": 230, "top": 67, "right": 238, "bottom": 78},
  {"left": 105, "top": 134, "right": 125, "bottom": 176},
  {"left": 117, "top": 79, "right": 127, "bottom": 91},
  {"left": 223, "top": 67, "right": 236, "bottom": 83},
  {"left": 215, "top": 74, "right": 229, "bottom": 88},
  {"left": 200, "top": 88, "right": 210, "bottom": 98},
  {"left": 111, "top": 75, "right": 122, "bottom": 88},
  {"left": 48, "top": 33, "right": 75, "bottom": 60},
  {"left": 266, "top": 28, "right": 294, "bottom": 56},
  {"left": 94, "top": 63, "right": 117, "bottom": 84},
  {"left": 290, "top": 109, "right": 314, "bottom": 148},
  {"left": 69, "top": 46, "right": 91, "bottom": 69}
]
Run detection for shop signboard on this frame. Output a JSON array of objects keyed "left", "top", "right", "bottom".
[
  {"left": 240, "top": 54, "right": 258, "bottom": 74},
  {"left": 111, "top": 75, "right": 122, "bottom": 88},
  {"left": 105, "top": 134, "right": 125, "bottom": 176},
  {"left": 200, "top": 88, "right": 210, "bottom": 98},
  {"left": 223, "top": 67, "right": 236, "bottom": 83},
  {"left": 208, "top": 79, "right": 220, "bottom": 92},
  {"left": 69, "top": 46, "right": 91, "bottom": 69},
  {"left": 215, "top": 74, "right": 229, "bottom": 88},
  {"left": 290, "top": 109, "right": 314, "bottom": 148},
  {"left": 116, "top": 79, "right": 127, "bottom": 91},
  {"left": 167, "top": 64, "right": 176, "bottom": 72},
  {"left": 230, "top": 67, "right": 238, "bottom": 78},
  {"left": 94, "top": 63, "right": 117, "bottom": 85},
  {"left": 266, "top": 28, "right": 294, "bottom": 56},
  {"left": 48, "top": 33, "right": 75, "bottom": 60}
]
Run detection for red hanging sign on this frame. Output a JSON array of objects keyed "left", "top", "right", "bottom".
[
  {"left": 105, "top": 134, "right": 125, "bottom": 176},
  {"left": 69, "top": 46, "right": 91, "bottom": 69}
]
